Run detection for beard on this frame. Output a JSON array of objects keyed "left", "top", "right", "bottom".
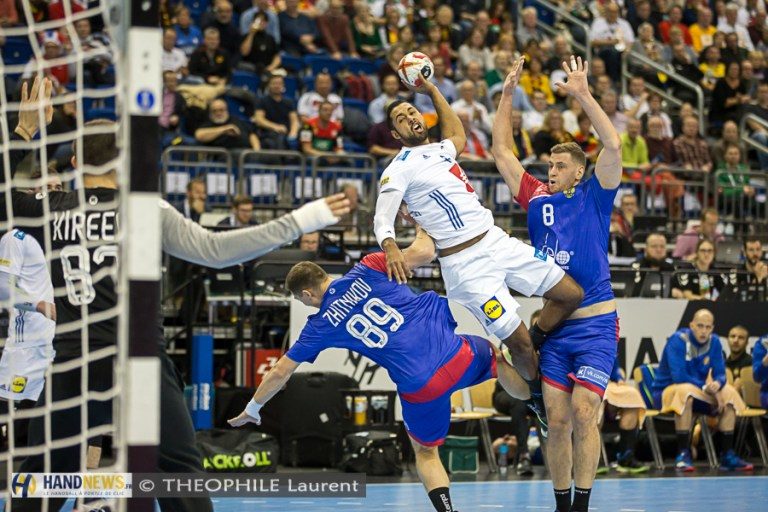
[{"left": 399, "top": 130, "right": 429, "bottom": 146}]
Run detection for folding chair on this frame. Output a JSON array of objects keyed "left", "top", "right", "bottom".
[
  {"left": 735, "top": 366, "right": 768, "bottom": 466},
  {"left": 450, "top": 384, "right": 498, "bottom": 472}
]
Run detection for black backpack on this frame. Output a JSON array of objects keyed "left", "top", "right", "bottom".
[{"left": 339, "top": 431, "right": 403, "bottom": 476}]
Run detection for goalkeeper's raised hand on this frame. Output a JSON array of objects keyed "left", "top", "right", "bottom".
[{"left": 16, "top": 76, "right": 54, "bottom": 141}]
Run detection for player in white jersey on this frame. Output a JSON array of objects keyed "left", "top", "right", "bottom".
[
  {"left": 0, "top": 229, "right": 56, "bottom": 401},
  {"left": 373, "top": 75, "right": 584, "bottom": 429}
]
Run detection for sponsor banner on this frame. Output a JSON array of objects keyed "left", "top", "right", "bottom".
[{"left": 10, "top": 473, "right": 131, "bottom": 499}]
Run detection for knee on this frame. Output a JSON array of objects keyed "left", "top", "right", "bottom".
[
  {"left": 547, "top": 409, "right": 572, "bottom": 435},
  {"left": 572, "top": 400, "right": 600, "bottom": 430},
  {"left": 412, "top": 441, "right": 439, "bottom": 460}
]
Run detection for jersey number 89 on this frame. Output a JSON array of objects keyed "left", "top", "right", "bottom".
[{"left": 346, "top": 298, "right": 404, "bottom": 349}]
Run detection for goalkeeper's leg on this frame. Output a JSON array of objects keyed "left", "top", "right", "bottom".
[{"left": 157, "top": 352, "right": 213, "bottom": 512}]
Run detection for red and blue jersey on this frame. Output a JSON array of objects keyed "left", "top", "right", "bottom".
[
  {"left": 516, "top": 173, "right": 617, "bottom": 308},
  {"left": 285, "top": 253, "right": 463, "bottom": 394}
]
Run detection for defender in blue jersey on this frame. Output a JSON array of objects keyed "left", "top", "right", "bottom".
[
  {"left": 492, "top": 56, "right": 623, "bottom": 512},
  {"left": 229, "top": 232, "right": 529, "bottom": 512}
]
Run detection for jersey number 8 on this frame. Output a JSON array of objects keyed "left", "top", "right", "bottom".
[
  {"left": 346, "top": 298, "right": 404, "bottom": 349},
  {"left": 60, "top": 245, "right": 118, "bottom": 305},
  {"left": 542, "top": 204, "right": 555, "bottom": 227}
]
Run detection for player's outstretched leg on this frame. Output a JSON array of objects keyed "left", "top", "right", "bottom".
[{"left": 411, "top": 439, "right": 459, "bottom": 512}]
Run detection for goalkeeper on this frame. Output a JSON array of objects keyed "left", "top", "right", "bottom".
[{"left": 8, "top": 77, "right": 350, "bottom": 512}]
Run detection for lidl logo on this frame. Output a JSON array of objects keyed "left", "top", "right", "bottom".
[
  {"left": 482, "top": 297, "right": 505, "bottom": 322},
  {"left": 11, "top": 375, "right": 27, "bottom": 393},
  {"left": 11, "top": 473, "right": 36, "bottom": 498}
]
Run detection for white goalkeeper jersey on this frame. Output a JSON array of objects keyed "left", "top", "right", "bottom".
[
  {"left": 0, "top": 229, "right": 55, "bottom": 348},
  {"left": 378, "top": 139, "right": 494, "bottom": 249}
]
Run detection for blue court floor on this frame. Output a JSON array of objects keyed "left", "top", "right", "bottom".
[{"left": 204, "top": 475, "right": 764, "bottom": 512}]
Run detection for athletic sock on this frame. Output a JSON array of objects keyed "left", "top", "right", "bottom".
[
  {"left": 676, "top": 430, "right": 691, "bottom": 453},
  {"left": 530, "top": 323, "right": 549, "bottom": 351},
  {"left": 526, "top": 376, "right": 543, "bottom": 396},
  {"left": 618, "top": 428, "right": 639, "bottom": 458},
  {"left": 722, "top": 431, "right": 734, "bottom": 454},
  {"left": 428, "top": 487, "right": 454, "bottom": 512},
  {"left": 554, "top": 488, "right": 572, "bottom": 512},
  {"left": 570, "top": 487, "right": 592, "bottom": 512}
]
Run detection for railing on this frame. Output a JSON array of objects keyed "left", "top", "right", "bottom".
[
  {"left": 609, "top": 267, "right": 764, "bottom": 300},
  {"left": 622, "top": 51, "right": 705, "bottom": 136},
  {"left": 530, "top": 0, "right": 592, "bottom": 60},
  {"left": 739, "top": 113, "right": 768, "bottom": 156},
  {"left": 161, "top": 146, "right": 234, "bottom": 207},
  {"left": 713, "top": 170, "right": 767, "bottom": 226},
  {"left": 238, "top": 149, "right": 308, "bottom": 208},
  {"left": 648, "top": 167, "right": 710, "bottom": 220}
]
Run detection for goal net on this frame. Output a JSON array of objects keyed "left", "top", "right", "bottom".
[{"left": 0, "top": 1, "right": 141, "bottom": 510}]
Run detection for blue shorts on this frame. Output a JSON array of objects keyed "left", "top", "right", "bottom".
[
  {"left": 539, "top": 312, "right": 618, "bottom": 397},
  {"left": 399, "top": 335, "right": 497, "bottom": 447}
]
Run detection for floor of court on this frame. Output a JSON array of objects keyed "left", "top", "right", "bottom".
[{"left": 6, "top": 473, "right": 760, "bottom": 512}]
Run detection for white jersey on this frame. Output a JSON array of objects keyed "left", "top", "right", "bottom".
[
  {"left": 379, "top": 139, "right": 494, "bottom": 249},
  {"left": 0, "top": 229, "right": 55, "bottom": 348}
]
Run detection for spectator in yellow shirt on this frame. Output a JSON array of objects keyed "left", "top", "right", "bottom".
[
  {"left": 689, "top": 7, "right": 718, "bottom": 53},
  {"left": 519, "top": 57, "right": 555, "bottom": 104}
]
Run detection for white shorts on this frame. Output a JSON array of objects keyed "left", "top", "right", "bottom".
[
  {"left": 0, "top": 345, "right": 55, "bottom": 401},
  {"left": 439, "top": 225, "right": 565, "bottom": 340}
]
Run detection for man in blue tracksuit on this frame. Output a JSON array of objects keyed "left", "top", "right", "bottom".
[
  {"left": 752, "top": 336, "right": 768, "bottom": 409},
  {"left": 652, "top": 309, "right": 752, "bottom": 472}
]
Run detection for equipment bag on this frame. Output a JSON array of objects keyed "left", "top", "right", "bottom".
[
  {"left": 196, "top": 428, "right": 278, "bottom": 473},
  {"left": 339, "top": 431, "right": 403, "bottom": 476},
  {"left": 439, "top": 435, "right": 479, "bottom": 474}
]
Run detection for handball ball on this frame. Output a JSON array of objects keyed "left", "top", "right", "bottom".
[{"left": 397, "top": 52, "right": 434, "bottom": 88}]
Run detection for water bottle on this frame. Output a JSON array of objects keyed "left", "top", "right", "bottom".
[{"left": 498, "top": 443, "right": 509, "bottom": 476}]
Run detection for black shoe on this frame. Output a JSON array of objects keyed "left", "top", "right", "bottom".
[
  {"left": 526, "top": 393, "right": 548, "bottom": 438},
  {"left": 516, "top": 455, "right": 533, "bottom": 476}
]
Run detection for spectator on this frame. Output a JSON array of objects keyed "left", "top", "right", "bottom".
[
  {"left": 414, "top": 56, "right": 457, "bottom": 118},
  {"left": 218, "top": 195, "right": 257, "bottom": 227},
  {"left": 162, "top": 27, "right": 189, "bottom": 76},
  {"left": 722, "top": 32, "right": 749, "bottom": 65},
  {"left": 725, "top": 325, "right": 752, "bottom": 391},
  {"left": 628, "top": 0, "right": 655, "bottom": 35},
  {"left": 699, "top": 45, "right": 725, "bottom": 92},
  {"left": 174, "top": 7, "right": 203, "bottom": 56},
  {"left": 673, "top": 116, "right": 712, "bottom": 173},
  {"left": 279, "top": 0, "right": 320, "bottom": 55},
  {"left": 180, "top": 178, "right": 208, "bottom": 223},
  {"left": 544, "top": 35, "right": 573, "bottom": 75},
  {"left": 378, "top": 44, "right": 410, "bottom": 94},
  {"left": 159, "top": 71, "right": 193, "bottom": 147},
  {"left": 202, "top": 0, "right": 240, "bottom": 57},
  {"left": 485, "top": 50, "right": 512, "bottom": 88},
  {"left": 745, "top": 82, "right": 768, "bottom": 170},
  {"left": 573, "top": 112, "right": 601, "bottom": 163},
  {"left": 609, "top": 193, "right": 639, "bottom": 258},
  {"left": 240, "top": 0, "right": 280, "bottom": 44},
  {"left": 194, "top": 98, "right": 261, "bottom": 149},
  {"left": 710, "top": 61, "right": 750, "bottom": 128},
  {"left": 717, "top": 2, "right": 754, "bottom": 51},
  {"left": 253, "top": 74, "right": 299, "bottom": 150},
  {"left": 516, "top": 6, "right": 549, "bottom": 49},
  {"left": 712, "top": 121, "right": 748, "bottom": 165},
  {"left": 635, "top": 233, "right": 676, "bottom": 274},
  {"left": 22, "top": 31, "right": 69, "bottom": 89},
  {"left": 652, "top": 309, "right": 752, "bottom": 472},
  {"left": 639, "top": 94, "right": 674, "bottom": 139},
  {"left": 369, "top": 74, "right": 403, "bottom": 125},
  {"left": 522, "top": 90, "right": 548, "bottom": 133},
  {"left": 367, "top": 117, "right": 403, "bottom": 165},
  {"left": 421, "top": 23, "right": 454, "bottom": 76},
  {"left": 451, "top": 80, "right": 492, "bottom": 136},
  {"left": 159, "top": 0, "right": 176, "bottom": 29},
  {"left": 458, "top": 28, "right": 494, "bottom": 76},
  {"left": 601, "top": 91, "right": 628, "bottom": 134},
  {"left": 457, "top": 109, "right": 490, "bottom": 160},
  {"left": 378, "top": 5, "right": 405, "bottom": 49},
  {"left": 398, "top": 25, "right": 417, "bottom": 53},
  {"left": 299, "top": 231, "right": 321, "bottom": 253},
  {"left": 300, "top": 100, "right": 344, "bottom": 157},
  {"left": 741, "top": 60, "right": 758, "bottom": 97},
  {"left": 317, "top": 0, "right": 357, "bottom": 59},
  {"left": 690, "top": 7, "right": 718, "bottom": 53},
  {"left": 600, "top": 357, "right": 650, "bottom": 473},
  {"left": 188, "top": 27, "right": 232, "bottom": 85},
  {"left": 589, "top": 2, "right": 635, "bottom": 83},
  {"left": 413, "top": 0, "right": 438, "bottom": 38},
  {"left": 561, "top": 95, "right": 584, "bottom": 135},
  {"left": 751, "top": 335, "right": 768, "bottom": 408},
  {"left": 491, "top": 309, "right": 540, "bottom": 477},
  {"left": 297, "top": 72, "right": 343, "bottom": 123},
  {"left": 621, "top": 77, "right": 649, "bottom": 119},
  {"left": 532, "top": 110, "right": 574, "bottom": 161},
  {"left": 732, "top": 236, "right": 768, "bottom": 302},
  {"left": 673, "top": 208, "right": 725, "bottom": 260},
  {"left": 434, "top": 5, "right": 464, "bottom": 53},
  {"left": 503, "top": 109, "right": 536, "bottom": 164},
  {"left": 239, "top": 11, "right": 281, "bottom": 75},
  {"left": 621, "top": 118, "right": 650, "bottom": 171},
  {"left": 351, "top": 1, "right": 384, "bottom": 58},
  {"left": 668, "top": 42, "right": 705, "bottom": 105},
  {"left": 671, "top": 239, "right": 727, "bottom": 300},
  {"left": 519, "top": 57, "right": 555, "bottom": 105},
  {"left": 0, "top": 0, "right": 18, "bottom": 26},
  {"left": 463, "top": 61, "right": 490, "bottom": 108},
  {"left": 659, "top": 5, "right": 693, "bottom": 44},
  {"left": 70, "top": 18, "right": 114, "bottom": 86},
  {"left": 631, "top": 22, "right": 665, "bottom": 65},
  {"left": 592, "top": 74, "right": 615, "bottom": 102},
  {"left": 645, "top": 115, "right": 677, "bottom": 165}
]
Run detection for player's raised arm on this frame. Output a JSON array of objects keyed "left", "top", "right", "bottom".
[
  {"left": 373, "top": 186, "right": 409, "bottom": 284},
  {"left": 554, "top": 56, "right": 622, "bottom": 189},
  {"left": 491, "top": 58, "right": 528, "bottom": 198},
  {"left": 409, "top": 73, "right": 466, "bottom": 154}
]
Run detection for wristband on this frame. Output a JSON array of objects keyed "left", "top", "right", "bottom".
[
  {"left": 245, "top": 399, "right": 263, "bottom": 418},
  {"left": 292, "top": 197, "right": 338, "bottom": 233}
]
